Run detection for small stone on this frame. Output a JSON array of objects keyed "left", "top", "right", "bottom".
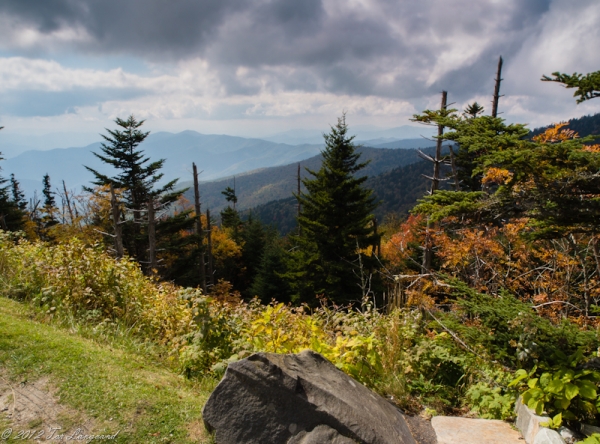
[
  {"left": 581, "top": 423, "right": 600, "bottom": 437},
  {"left": 558, "top": 426, "right": 576, "bottom": 444},
  {"left": 533, "top": 428, "right": 566, "bottom": 444}
]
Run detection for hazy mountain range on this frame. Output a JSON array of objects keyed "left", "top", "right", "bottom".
[
  {"left": 0, "top": 129, "right": 443, "bottom": 200},
  {"left": 180, "top": 145, "right": 447, "bottom": 216}
]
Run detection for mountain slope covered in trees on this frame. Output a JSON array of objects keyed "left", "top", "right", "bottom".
[
  {"left": 249, "top": 158, "right": 451, "bottom": 234},
  {"left": 182, "top": 145, "right": 444, "bottom": 216}
]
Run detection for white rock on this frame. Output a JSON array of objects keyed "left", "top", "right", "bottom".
[
  {"left": 558, "top": 426, "right": 576, "bottom": 444},
  {"left": 533, "top": 427, "right": 566, "bottom": 444},
  {"left": 515, "top": 397, "right": 550, "bottom": 444}
]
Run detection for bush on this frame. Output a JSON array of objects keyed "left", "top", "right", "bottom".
[{"left": 0, "top": 231, "right": 194, "bottom": 347}]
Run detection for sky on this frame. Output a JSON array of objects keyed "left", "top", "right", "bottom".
[{"left": 0, "top": 0, "right": 599, "bottom": 149}]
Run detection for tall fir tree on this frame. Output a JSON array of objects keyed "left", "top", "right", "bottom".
[
  {"left": 84, "top": 115, "right": 191, "bottom": 268},
  {"left": 0, "top": 127, "right": 25, "bottom": 231},
  {"left": 250, "top": 237, "right": 293, "bottom": 303},
  {"left": 292, "top": 115, "right": 378, "bottom": 305},
  {"left": 41, "top": 173, "right": 59, "bottom": 231},
  {"left": 10, "top": 174, "right": 27, "bottom": 211},
  {"left": 220, "top": 184, "right": 242, "bottom": 235}
]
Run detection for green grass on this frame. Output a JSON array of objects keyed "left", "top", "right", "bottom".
[{"left": 0, "top": 297, "right": 215, "bottom": 443}]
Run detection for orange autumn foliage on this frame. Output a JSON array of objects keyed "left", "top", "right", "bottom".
[
  {"left": 380, "top": 214, "right": 424, "bottom": 269},
  {"left": 532, "top": 122, "right": 578, "bottom": 144}
]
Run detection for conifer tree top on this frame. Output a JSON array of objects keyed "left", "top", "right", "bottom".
[
  {"left": 84, "top": 114, "right": 180, "bottom": 210},
  {"left": 293, "top": 114, "right": 379, "bottom": 304}
]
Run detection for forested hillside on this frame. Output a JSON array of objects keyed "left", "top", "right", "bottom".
[
  {"left": 250, "top": 159, "right": 451, "bottom": 234},
  {"left": 529, "top": 111, "right": 600, "bottom": 139},
  {"left": 182, "top": 145, "right": 443, "bottom": 215}
]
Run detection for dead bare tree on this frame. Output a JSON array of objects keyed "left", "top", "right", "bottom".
[
  {"left": 297, "top": 162, "right": 302, "bottom": 236},
  {"left": 147, "top": 197, "right": 157, "bottom": 273},
  {"left": 491, "top": 56, "right": 503, "bottom": 118},
  {"left": 109, "top": 184, "right": 124, "bottom": 259},
  {"left": 419, "top": 91, "right": 448, "bottom": 272},
  {"left": 206, "top": 208, "right": 214, "bottom": 287},
  {"left": 193, "top": 163, "right": 207, "bottom": 292}
]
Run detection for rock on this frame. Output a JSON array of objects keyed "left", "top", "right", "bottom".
[
  {"left": 558, "top": 426, "right": 576, "bottom": 444},
  {"left": 533, "top": 428, "right": 565, "bottom": 444},
  {"left": 287, "top": 424, "right": 357, "bottom": 444},
  {"left": 581, "top": 423, "right": 600, "bottom": 437},
  {"left": 431, "top": 416, "right": 522, "bottom": 444},
  {"left": 515, "top": 397, "right": 550, "bottom": 444},
  {"left": 202, "top": 350, "right": 416, "bottom": 444}
]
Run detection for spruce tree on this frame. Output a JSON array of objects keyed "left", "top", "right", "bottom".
[
  {"left": 10, "top": 174, "right": 27, "bottom": 211},
  {"left": 0, "top": 127, "right": 25, "bottom": 231},
  {"left": 220, "top": 185, "right": 242, "bottom": 234},
  {"left": 250, "top": 238, "right": 292, "bottom": 302},
  {"left": 85, "top": 115, "right": 180, "bottom": 214},
  {"left": 542, "top": 70, "right": 600, "bottom": 103},
  {"left": 293, "top": 115, "right": 378, "bottom": 304},
  {"left": 40, "top": 173, "right": 59, "bottom": 234},
  {"left": 84, "top": 115, "right": 188, "bottom": 265}
]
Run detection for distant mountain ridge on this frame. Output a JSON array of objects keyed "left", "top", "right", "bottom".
[
  {"left": 183, "top": 145, "right": 445, "bottom": 218},
  {"left": 529, "top": 112, "right": 600, "bottom": 140},
  {"left": 248, "top": 155, "right": 451, "bottom": 234},
  {"left": 1, "top": 131, "right": 324, "bottom": 199},
  {"left": 263, "top": 124, "right": 435, "bottom": 145}
]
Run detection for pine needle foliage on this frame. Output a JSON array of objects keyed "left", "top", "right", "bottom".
[
  {"left": 542, "top": 71, "right": 600, "bottom": 103},
  {"left": 293, "top": 115, "right": 378, "bottom": 304},
  {"left": 84, "top": 115, "right": 180, "bottom": 211},
  {"left": 84, "top": 115, "right": 193, "bottom": 273}
]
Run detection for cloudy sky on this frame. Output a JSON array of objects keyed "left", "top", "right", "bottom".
[{"left": 0, "top": 0, "right": 599, "bottom": 149}]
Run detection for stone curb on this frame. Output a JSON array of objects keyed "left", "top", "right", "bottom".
[{"left": 515, "top": 398, "right": 565, "bottom": 444}]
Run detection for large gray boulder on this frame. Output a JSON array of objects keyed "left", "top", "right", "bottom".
[{"left": 202, "top": 350, "right": 417, "bottom": 444}]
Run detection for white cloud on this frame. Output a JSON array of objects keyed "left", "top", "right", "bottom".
[{"left": 0, "top": 15, "right": 92, "bottom": 51}]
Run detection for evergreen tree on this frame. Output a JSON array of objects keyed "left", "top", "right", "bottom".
[
  {"left": 42, "top": 174, "right": 56, "bottom": 209},
  {"left": 250, "top": 237, "right": 293, "bottom": 302},
  {"left": 85, "top": 115, "right": 180, "bottom": 213},
  {"left": 220, "top": 185, "right": 242, "bottom": 233},
  {"left": 238, "top": 216, "right": 276, "bottom": 299},
  {"left": 40, "top": 173, "right": 59, "bottom": 234},
  {"left": 10, "top": 174, "right": 27, "bottom": 211},
  {"left": 0, "top": 127, "right": 25, "bottom": 231},
  {"left": 542, "top": 70, "right": 600, "bottom": 103},
  {"left": 463, "top": 102, "right": 484, "bottom": 118},
  {"left": 155, "top": 205, "right": 198, "bottom": 286},
  {"left": 292, "top": 115, "right": 378, "bottom": 304},
  {"left": 84, "top": 115, "right": 189, "bottom": 265}
]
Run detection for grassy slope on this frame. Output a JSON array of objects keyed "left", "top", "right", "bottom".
[{"left": 0, "top": 297, "right": 213, "bottom": 444}]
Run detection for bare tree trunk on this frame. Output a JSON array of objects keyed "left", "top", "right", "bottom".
[
  {"left": 373, "top": 217, "right": 380, "bottom": 257},
  {"left": 62, "top": 180, "right": 81, "bottom": 231},
  {"left": 422, "top": 91, "right": 447, "bottom": 272},
  {"left": 431, "top": 91, "right": 448, "bottom": 193},
  {"left": 297, "top": 162, "right": 302, "bottom": 236},
  {"left": 110, "top": 184, "right": 124, "bottom": 259},
  {"left": 206, "top": 208, "right": 214, "bottom": 287},
  {"left": 148, "top": 197, "right": 157, "bottom": 273},
  {"left": 233, "top": 177, "right": 236, "bottom": 211},
  {"left": 492, "top": 56, "right": 503, "bottom": 118},
  {"left": 193, "top": 163, "right": 206, "bottom": 292},
  {"left": 448, "top": 146, "right": 460, "bottom": 191}
]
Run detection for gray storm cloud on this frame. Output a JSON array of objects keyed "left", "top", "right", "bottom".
[{"left": 0, "top": 0, "right": 560, "bottom": 101}]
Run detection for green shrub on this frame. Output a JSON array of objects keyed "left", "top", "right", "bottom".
[{"left": 510, "top": 350, "right": 600, "bottom": 426}]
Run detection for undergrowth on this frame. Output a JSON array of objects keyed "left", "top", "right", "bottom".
[{"left": 1, "top": 230, "right": 600, "bottom": 426}]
